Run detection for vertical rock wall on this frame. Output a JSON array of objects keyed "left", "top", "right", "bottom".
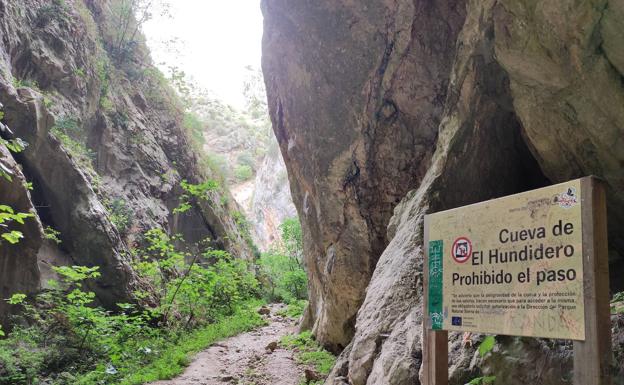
[
  {"left": 0, "top": 0, "right": 253, "bottom": 319},
  {"left": 263, "top": 0, "right": 624, "bottom": 383},
  {"left": 262, "top": 0, "right": 466, "bottom": 350}
]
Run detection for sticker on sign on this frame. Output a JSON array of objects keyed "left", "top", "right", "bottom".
[{"left": 451, "top": 237, "right": 472, "bottom": 263}]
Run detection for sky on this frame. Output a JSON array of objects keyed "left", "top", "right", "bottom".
[{"left": 143, "top": 0, "right": 264, "bottom": 108}]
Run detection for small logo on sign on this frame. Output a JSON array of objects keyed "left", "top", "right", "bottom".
[
  {"left": 451, "top": 237, "right": 472, "bottom": 263},
  {"left": 451, "top": 316, "right": 462, "bottom": 326},
  {"left": 555, "top": 187, "right": 578, "bottom": 209}
]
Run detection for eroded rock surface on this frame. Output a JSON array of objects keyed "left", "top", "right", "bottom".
[
  {"left": 262, "top": 0, "right": 466, "bottom": 351},
  {"left": 0, "top": 0, "right": 252, "bottom": 318},
  {"left": 263, "top": 0, "right": 624, "bottom": 383}
]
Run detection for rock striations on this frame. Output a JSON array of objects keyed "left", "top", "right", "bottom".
[
  {"left": 0, "top": 0, "right": 253, "bottom": 325},
  {"left": 262, "top": 0, "right": 624, "bottom": 384}
]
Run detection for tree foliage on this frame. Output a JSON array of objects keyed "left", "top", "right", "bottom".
[
  {"left": 0, "top": 228, "right": 260, "bottom": 384},
  {"left": 110, "top": 0, "right": 170, "bottom": 63},
  {"left": 257, "top": 217, "right": 307, "bottom": 303}
]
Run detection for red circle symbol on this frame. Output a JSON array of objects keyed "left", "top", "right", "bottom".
[{"left": 452, "top": 237, "right": 472, "bottom": 263}]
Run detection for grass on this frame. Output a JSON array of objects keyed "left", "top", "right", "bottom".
[
  {"left": 612, "top": 292, "right": 624, "bottom": 314},
  {"left": 281, "top": 330, "right": 336, "bottom": 384},
  {"left": 75, "top": 300, "right": 267, "bottom": 385},
  {"left": 276, "top": 300, "right": 307, "bottom": 319}
]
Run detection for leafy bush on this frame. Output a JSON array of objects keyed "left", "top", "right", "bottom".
[
  {"left": 467, "top": 336, "right": 497, "bottom": 385},
  {"left": 257, "top": 253, "right": 306, "bottom": 303},
  {"left": 44, "top": 226, "right": 62, "bottom": 244},
  {"left": 0, "top": 227, "right": 263, "bottom": 385},
  {"left": 234, "top": 164, "right": 253, "bottom": 182},
  {"left": 203, "top": 152, "right": 229, "bottom": 180},
  {"left": 0, "top": 205, "right": 34, "bottom": 244},
  {"left": 134, "top": 229, "right": 258, "bottom": 326},
  {"left": 173, "top": 179, "right": 220, "bottom": 214},
  {"left": 258, "top": 217, "right": 307, "bottom": 303},
  {"left": 104, "top": 198, "right": 133, "bottom": 235}
]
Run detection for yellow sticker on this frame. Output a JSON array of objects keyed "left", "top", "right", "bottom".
[{"left": 426, "top": 179, "right": 585, "bottom": 340}]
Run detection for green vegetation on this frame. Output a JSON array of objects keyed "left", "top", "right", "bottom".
[
  {"left": 232, "top": 210, "right": 258, "bottom": 256},
  {"left": 202, "top": 152, "right": 229, "bottom": 181},
  {"left": 173, "top": 179, "right": 220, "bottom": 214},
  {"left": 103, "top": 198, "right": 133, "bottom": 235},
  {"left": 35, "top": 0, "right": 70, "bottom": 27},
  {"left": 109, "top": 0, "right": 169, "bottom": 64},
  {"left": 44, "top": 226, "right": 62, "bottom": 244},
  {"left": 0, "top": 111, "right": 35, "bottom": 245},
  {"left": 183, "top": 112, "right": 205, "bottom": 148},
  {"left": 237, "top": 152, "right": 255, "bottom": 169},
  {"left": 276, "top": 300, "right": 307, "bottom": 319},
  {"left": 468, "top": 336, "right": 497, "bottom": 385},
  {"left": 112, "top": 302, "right": 265, "bottom": 385},
  {"left": 12, "top": 78, "right": 40, "bottom": 90},
  {"left": 258, "top": 217, "right": 307, "bottom": 303},
  {"left": 234, "top": 164, "right": 253, "bottom": 182},
  {"left": 280, "top": 331, "right": 336, "bottom": 384},
  {"left": 0, "top": 225, "right": 263, "bottom": 385},
  {"left": 612, "top": 292, "right": 624, "bottom": 314},
  {"left": 0, "top": 134, "right": 27, "bottom": 181},
  {"left": 0, "top": 205, "right": 34, "bottom": 244},
  {"left": 50, "top": 118, "right": 96, "bottom": 172}
]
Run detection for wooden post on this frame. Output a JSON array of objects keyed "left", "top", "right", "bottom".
[
  {"left": 573, "top": 177, "right": 612, "bottom": 385},
  {"left": 422, "top": 177, "right": 611, "bottom": 385},
  {"left": 422, "top": 216, "right": 448, "bottom": 385}
]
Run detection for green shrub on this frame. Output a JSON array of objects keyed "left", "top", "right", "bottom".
[
  {"left": 467, "top": 336, "right": 497, "bottom": 385},
  {"left": 0, "top": 227, "right": 263, "bottom": 385},
  {"left": 234, "top": 164, "right": 253, "bottom": 182},
  {"left": 203, "top": 152, "right": 229, "bottom": 180},
  {"left": 104, "top": 198, "right": 133, "bottom": 235},
  {"left": 173, "top": 179, "right": 220, "bottom": 214},
  {"left": 236, "top": 152, "right": 255, "bottom": 169},
  {"left": 257, "top": 253, "right": 307, "bottom": 303},
  {"left": 0, "top": 205, "right": 34, "bottom": 244},
  {"left": 134, "top": 229, "right": 259, "bottom": 326},
  {"left": 43, "top": 226, "right": 62, "bottom": 244},
  {"left": 258, "top": 217, "right": 306, "bottom": 303}
]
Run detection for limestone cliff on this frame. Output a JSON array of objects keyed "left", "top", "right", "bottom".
[
  {"left": 262, "top": 0, "right": 624, "bottom": 383},
  {"left": 0, "top": 0, "right": 252, "bottom": 324},
  {"left": 248, "top": 145, "right": 296, "bottom": 250}
]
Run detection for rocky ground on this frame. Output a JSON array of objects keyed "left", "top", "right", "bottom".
[{"left": 150, "top": 305, "right": 303, "bottom": 385}]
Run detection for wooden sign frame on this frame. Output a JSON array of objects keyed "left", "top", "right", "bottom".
[{"left": 422, "top": 176, "right": 612, "bottom": 385}]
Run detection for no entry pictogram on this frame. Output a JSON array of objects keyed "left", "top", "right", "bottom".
[{"left": 451, "top": 237, "right": 471, "bottom": 263}]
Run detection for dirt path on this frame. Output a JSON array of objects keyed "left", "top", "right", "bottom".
[{"left": 150, "top": 304, "right": 303, "bottom": 385}]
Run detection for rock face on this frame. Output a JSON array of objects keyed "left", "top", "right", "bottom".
[
  {"left": 0, "top": 0, "right": 252, "bottom": 323},
  {"left": 249, "top": 147, "right": 297, "bottom": 250},
  {"left": 0, "top": 141, "right": 43, "bottom": 323},
  {"left": 262, "top": 0, "right": 624, "bottom": 383},
  {"left": 262, "top": 0, "right": 467, "bottom": 351}
]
